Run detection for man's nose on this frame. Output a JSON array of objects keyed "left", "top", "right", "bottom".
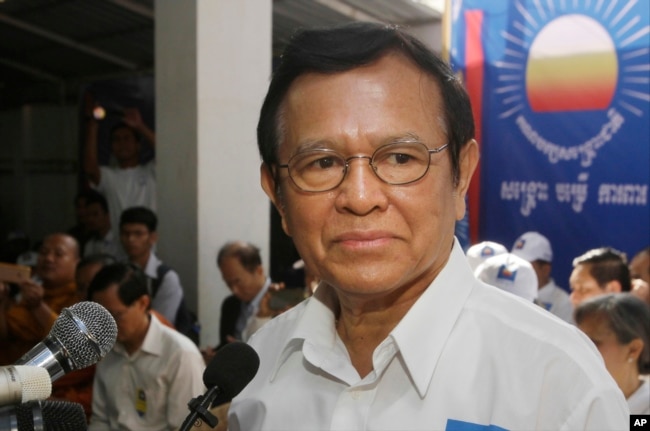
[{"left": 335, "top": 157, "right": 388, "bottom": 214}]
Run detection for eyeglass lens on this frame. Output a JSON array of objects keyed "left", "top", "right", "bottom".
[{"left": 287, "top": 142, "right": 441, "bottom": 192}]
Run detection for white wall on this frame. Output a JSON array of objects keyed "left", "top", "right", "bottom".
[{"left": 156, "top": 0, "right": 272, "bottom": 348}]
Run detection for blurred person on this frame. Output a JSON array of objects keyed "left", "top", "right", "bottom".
[
  {"left": 570, "top": 247, "right": 631, "bottom": 308},
  {"left": 87, "top": 263, "right": 204, "bottom": 430},
  {"left": 0, "top": 233, "right": 79, "bottom": 364},
  {"left": 629, "top": 247, "right": 650, "bottom": 306},
  {"left": 575, "top": 293, "right": 650, "bottom": 414},
  {"left": 84, "top": 93, "right": 157, "bottom": 234},
  {"left": 511, "top": 231, "right": 573, "bottom": 323},
  {"left": 119, "top": 206, "right": 185, "bottom": 328},
  {"left": 76, "top": 253, "right": 118, "bottom": 301},
  {"left": 82, "top": 189, "right": 125, "bottom": 261},
  {"left": 465, "top": 240, "right": 507, "bottom": 272},
  {"left": 630, "top": 246, "right": 650, "bottom": 284},
  {"left": 475, "top": 253, "right": 538, "bottom": 303},
  {"left": 67, "top": 191, "right": 92, "bottom": 254},
  {"left": 203, "top": 241, "right": 273, "bottom": 364},
  {"left": 227, "top": 22, "right": 628, "bottom": 430}
]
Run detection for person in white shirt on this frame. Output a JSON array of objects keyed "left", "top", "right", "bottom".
[
  {"left": 87, "top": 263, "right": 205, "bottom": 430},
  {"left": 475, "top": 253, "right": 538, "bottom": 303},
  {"left": 227, "top": 22, "right": 629, "bottom": 431},
  {"left": 119, "top": 206, "right": 184, "bottom": 328},
  {"left": 84, "top": 98, "right": 156, "bottom": 234},
  {"left": 575, "top": 293, "right": 650, "bottom": 415},
  {"left": 465, "top": 241, "right": 508, "bottom": 272},
  {"left": 82, "top": 190, "right": 125, "bottom": 261},
  {"left": 511, "top": 231, "right": 574, "bottom": 323}
]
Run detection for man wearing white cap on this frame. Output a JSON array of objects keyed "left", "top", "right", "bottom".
[
  {"left": 466, "top": 241, "right": 508, "bottom": 272},
  {"left": 512, "top": 231, "right": 573, "bottom": 323},
  {"left": 475, "top": 253, "right": 538, "bottom": 303}
]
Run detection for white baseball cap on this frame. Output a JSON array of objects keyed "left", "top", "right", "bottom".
[
  {"left": 475, "top": 253, "right": 538, "bottom": 302},
  {"left": 511, "top": 231, "right": 553, "bottom": 263},
  {"left": 466, "top": 241, "right": 508, "bottom": 271}
]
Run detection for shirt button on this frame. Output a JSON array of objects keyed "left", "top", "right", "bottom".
[{"left": 350, "top": 390, "right": 361, "bottom": 400}]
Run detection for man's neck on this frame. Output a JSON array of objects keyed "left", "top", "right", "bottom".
[
  {"left": 118, "top": 159, "right": 139, "bottom": 169},
  {"left": 131, "top": 252, "right": 152, "bottom": 270},
  {"left": 123, "top": 313, "right": 151, "bottom": 355}
]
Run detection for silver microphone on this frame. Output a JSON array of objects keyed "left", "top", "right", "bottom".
[
  {"left": 0, "top": 366, "right": 51, "bottom": 407},
  {"left": 14, "top": 301, "right": 117, "bottom": 381}
]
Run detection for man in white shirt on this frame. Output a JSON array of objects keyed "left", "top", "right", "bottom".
[
  {"left": 119, "top": 206, "right": 184, "bottom": 329},
  {"left": 511, "top": 231, "right": 574, "bottom": 323},
  {"left": 82, "top": 190, "right": 125, "bottom": 261},
  {"left": 87, "top": 263, "right": 204, "bottom": 430},
  {"left": 228, "top": 22, "right": 629, "bottom": 430},
  {"left": 84, "top": 102, "right": 156, "bottom": 233}
]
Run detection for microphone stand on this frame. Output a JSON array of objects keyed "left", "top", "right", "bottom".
[{"left": 179, "top": 386, "right": 220, "bottom": 431}]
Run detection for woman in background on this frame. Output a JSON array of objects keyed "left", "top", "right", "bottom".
[{"left": 575, "top": 293, "right": 650, "bottom": 414}]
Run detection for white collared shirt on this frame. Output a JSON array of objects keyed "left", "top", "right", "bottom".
[
  {"left": 538, "top": 279, "right": 574, "bottom": 323},
  {"left": 83, "top": 228, "right": 126, "bottom": 261},
  {"left": 95, "top": 162, "right": 156, "bottom": 237},
  {"left": 229, "top": 240, "right": 629, "bottom": 431},
  {"left": 142, "top": 252, "right": 184, "bottom": 326},
  {"left": 628, "top": 377, "right": 650, "bottom": 414},
  {"left": 237, "top": 278, "right": 271, "bottom": 342},
  {"left": 89, "top": 314, "right": 205, "bottom": 430}
]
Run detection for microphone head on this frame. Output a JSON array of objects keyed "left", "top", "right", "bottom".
[
  {"left": 13, "top": 400, "right": 87, "bottom": 431},
  {"left": 203, "top": 342, "right": 259, "bottom": 399},
  {"left": 50, "top": 301, "right": 117, "bottom": 369},
  {"left": 12, "top": 365, "right": 52, "bottom": 403}
]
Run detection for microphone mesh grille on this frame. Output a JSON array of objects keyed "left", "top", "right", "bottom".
[
  {"left": 50, "top": 301, "right": 117, "bottom": 369},
  {"left": 14, "top": 400, "right": 87, "bottom": 431},
  {"left": 14, "top": 365, "right": 52, "bottom": 402}
]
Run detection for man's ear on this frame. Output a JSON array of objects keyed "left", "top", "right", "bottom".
[
  {"left": 260, "top": 163, "right": 292, "bottom": 237},
  {"left": 605, "top": 280, "right": 622, "bottom": 293},
  {"left": 150, "top": 231, "right": 159, "bottom": 246},
  {"left": 627, "top": 338, "right": 644, "bottom": 363},
  {"left": 137, "top": 294, "right": 150, "bottom": 312},
  {"left": 454, "top": 139, "right": 480, "bottom": 220}
]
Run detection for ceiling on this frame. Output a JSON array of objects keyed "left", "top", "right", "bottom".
[{"left": 0, "top": 0, "right": 442, "bottom": 111}]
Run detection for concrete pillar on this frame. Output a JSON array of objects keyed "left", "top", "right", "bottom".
[{"left": 155, "top": 0, "right": 272, "bottom": 348}]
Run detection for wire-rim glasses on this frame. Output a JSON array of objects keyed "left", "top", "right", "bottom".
[{"left": 277, "top": 142, "right": 449, "bottom": 192}]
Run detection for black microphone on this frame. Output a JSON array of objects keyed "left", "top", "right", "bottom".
[
  {"left": 15, "top": 301, "right": 117, "bottom": 381},
  {"left": 0, "top": 366, "right": 51, "bottom": 407},
  {"left": 179, "top": 342, "right": 260, "bottom": 431},
  {"left": 0, "top": 399, "right": 87, "bottom": 431}
]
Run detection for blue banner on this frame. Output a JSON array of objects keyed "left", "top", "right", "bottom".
[{"left": 449, "top": 0, "right": 649, "bottom": 289}]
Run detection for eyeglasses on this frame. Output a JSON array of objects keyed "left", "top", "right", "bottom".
[{"left": 277, "top": 142, "right": 449, "bottom": 192}]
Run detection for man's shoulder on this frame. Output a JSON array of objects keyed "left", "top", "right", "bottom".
[{"left": 155, "top": 317, "right": 201, "bottom": 354}]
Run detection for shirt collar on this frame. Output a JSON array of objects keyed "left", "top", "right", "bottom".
[
  {"left": 249, "top": 278, "right": 272, "bottom": 309},
  {"left": 391, "top": 239, "right": 476, "bottom": 397},
  {"left": 269, "top": 239, "right": 476, "bottom": 397},
  {"left": 140, "top": 312, "right": 164, "bottom": 356},
  {"left": 143, "top": 252, "right": 161, "bottom": 278},
  {"left": 114, "top": 312, "right": 164, "bottom": 357}
]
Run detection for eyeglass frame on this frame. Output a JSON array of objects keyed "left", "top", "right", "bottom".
[{"left": 276, "top": 141, "right": 450, "bottom": 193}]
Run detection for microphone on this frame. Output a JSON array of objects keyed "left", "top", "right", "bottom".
[
  {"left": 179, "top": 342, "right": 259, "bottom": 431},
  {"left": 15, "top": 301, "right": 117, "bottom": 381},
  {"left": 0, "top": 399, "right": 87, "bottom": 431},
  {"left": 0, "top": 366, "right": 51, "bottom": 407}
]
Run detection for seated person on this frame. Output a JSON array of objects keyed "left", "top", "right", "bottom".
[
  {"left": 575, "top": 293, "right": 650, "bottom": 414},
  {"left": 87, "top": 263, "right": 205, "bottom": 430},
  {"left": 82, "top": 190, "right": 125, "bottom": 261},
  {"left": 0, "top": 233, "right": 79, "bottom": 364},
  {"left": 570, "top": 247, "right": 631, "bottom": 308},
  {"left": 119, "top": 206, "right": 185, "bottom": 328}
]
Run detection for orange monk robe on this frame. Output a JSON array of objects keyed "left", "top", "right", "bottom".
[{"left": 0, "top": 281, "right": 78, "bottom": 365}]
